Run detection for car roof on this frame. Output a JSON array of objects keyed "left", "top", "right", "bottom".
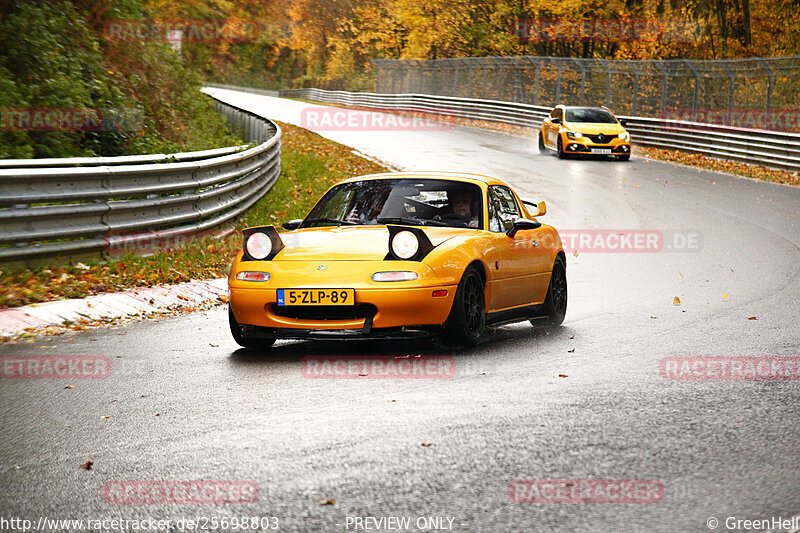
[
  {"left": 560, "top": 105, "right": 611, "bottom": 111},
  {"left": 339, "top": 171, "right": 510, "bottom": 188}
]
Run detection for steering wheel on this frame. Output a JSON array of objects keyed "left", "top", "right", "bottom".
[{"left": 433, "top": 213, "right": 470, "bottom": 224}]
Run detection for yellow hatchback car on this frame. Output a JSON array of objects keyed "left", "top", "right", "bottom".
[
  {"left": 228, "top": 172, "right": 567, "bottom": 349},
  {"left": 539, "top": 105, "right": 631, "bottom": 161}
]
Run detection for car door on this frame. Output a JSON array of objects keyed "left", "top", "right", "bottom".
[
  {"left": 547, "top": 107, "right": 563, "bottom": 146},
  {"left": 542, "top": 108, "right": 555, "bottom": 147},
  {"left": 487, "top": 186, "right": 550, "bottom": 309}
]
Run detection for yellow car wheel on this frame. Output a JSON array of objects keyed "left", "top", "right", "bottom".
[
  {"left": 538, "top": 131, "right": 546, "bottom": 153},
  {"left": 441, "top": 265, "right": 486, "bottom": 346},
  {"left": 229, "top": 306, "right": 276, "bottom": 350}
]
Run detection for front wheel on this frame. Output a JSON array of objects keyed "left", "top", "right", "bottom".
[
  {"left": 616, "top": 154, "right": 630, "bottom": 161},
  {"left": 538, "top": 131, "right": 546, "bottom": 153},
  {"left": 556, "top": 136, "right": 565, "bottom": 159},
  {"left": 533, "top": 256, "right": 567, "bottom": 326},
  {"left": 229, "top": 306, "right": 276, "bottom": 350},
  {"left": 441, "top": 266, "right": 486, "bottom": 346}
]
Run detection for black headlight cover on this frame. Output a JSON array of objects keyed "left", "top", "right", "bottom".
[
  {"left": 242, "top": 225, "right": 284, "bottom": 261},
  {"left": 384, "top": 225, "right": 435, "bottom": 262}
]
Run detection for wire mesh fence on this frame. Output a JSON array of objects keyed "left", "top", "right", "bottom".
[{"left": 373, "top": 56, "right": 800, "bottom": 131}]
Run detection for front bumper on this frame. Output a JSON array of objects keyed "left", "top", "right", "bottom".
[
  {"left": 230, "top": 285, "right": 457, "bottom": 333},
  {"left": 563, "top": 136, "right": 630, "bottom": 155},
  {"left": 235, "top": 324, "right": 439, "bottom": 341}
]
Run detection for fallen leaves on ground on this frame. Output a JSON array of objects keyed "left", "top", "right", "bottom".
[
  {"left": 80, "top": 461, "right": 93, "bottom": 470},
  {"left": 673, "top": 296, "right": 681, "bottom": 305},
  {"left": 637, "top": 147, "right": 800, "bottom": 187}
]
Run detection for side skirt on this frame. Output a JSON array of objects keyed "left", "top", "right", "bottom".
[{"left": 486, "top": 303, "right": 546, "bottom": 327}]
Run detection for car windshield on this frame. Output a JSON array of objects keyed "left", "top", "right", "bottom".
[
  {"left": 565, "top": 108, "right": 617, "bottom": 124},
  {"left": 302, "top": 178, "right": 484, "bottom": 229}
]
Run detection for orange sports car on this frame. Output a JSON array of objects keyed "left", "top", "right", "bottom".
[{"left": 228, "top": 172, "right": 567, "bottom": 349}]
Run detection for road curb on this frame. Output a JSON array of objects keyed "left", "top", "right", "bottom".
[{"left": 0, "top": 278, "right": 228, "bottom": 339}]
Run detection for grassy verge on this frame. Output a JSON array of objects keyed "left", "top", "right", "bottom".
[{"left": 0, "top": 121, "right": 388, "bottom": 309}]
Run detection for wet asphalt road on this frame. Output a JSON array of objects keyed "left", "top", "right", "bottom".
[{"left": 1, "top": 89, "right": 799, "bottom": 532}]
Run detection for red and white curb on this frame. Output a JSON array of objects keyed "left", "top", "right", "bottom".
[{"left": 0, "top": 278, "right": 228, "bottom": 338}]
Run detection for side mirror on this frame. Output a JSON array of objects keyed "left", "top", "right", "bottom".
[
  {"left": 281, "top": 219, "right": 303, "bottom": 230},
  {"left": 507, "top": 218, "right": 541, "bottom": 238},
  {"left": 551, "top": 118, "right": 562, "bottom": 125},
  {"left": 533, "top": 201, "right": 546, "bottom": 217},
  {"left": 619, "top": 119, "right": 627, "bottom": 127}
]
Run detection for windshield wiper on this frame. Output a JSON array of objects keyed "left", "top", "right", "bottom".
[
  {"left": 303, "top": 217, "right": 358, "bottom": 227},
  {"left": 376, "top": 216, "right": 447, "bottom": 227}
]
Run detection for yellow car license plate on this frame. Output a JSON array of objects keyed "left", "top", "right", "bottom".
[{"left": 277, "top": 288, "right": 355, "bottom": 306}]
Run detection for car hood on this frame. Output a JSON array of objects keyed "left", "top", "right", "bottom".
[
  {"left": 274, "top": 225, "right": 467, "bottom": 261},
  {"left": 565, "top": 122, "right": 625, "bottom": 135}
]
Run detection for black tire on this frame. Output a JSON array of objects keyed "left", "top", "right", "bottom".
[
  {"left": 533, "top": 256, "right": 567, "bottom": 326},
  {"left": 538, "top": 131, "right": 546, "bottom": 153},
  {"left": 556, "top": 135, "right": 565, "bottom": 159},
  {"left": 616, "top": 154, "right": 630, "bottom": 161},
  {"left": 441, "top": 265, "right": 486, "bottom": 346},
  {"left": 229, "top": 306, "right": 276, "bottom": 350}
]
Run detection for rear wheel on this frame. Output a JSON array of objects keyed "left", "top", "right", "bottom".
[
  {"left": 538, "top": 131, "right": 546, "bottom": 153},
  {"left": 229, "top": 306, "right": 276, "bottom": 350},
  {"left": 556, "top": 136, "right": 566, "bottom": 159},
  {"left": 532, "top": 256, "right": 567, "bottom": 326},
  {"left": 441, "top": 265, "right": 486, "bottom": 346}
]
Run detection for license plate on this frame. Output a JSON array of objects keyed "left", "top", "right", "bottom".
[
  {"left": 591, "top": 148, "right": 612, "bottom": 155},
  {"left": 277, "top": 288, "right": 355, "bottom": 306}
]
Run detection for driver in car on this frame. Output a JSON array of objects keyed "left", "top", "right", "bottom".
[
  {"left": 450, "top": 190, "right": 479, "bottom": 228},
  {"left": 345, "top": 190, "right": 390, "bottom": 225}
]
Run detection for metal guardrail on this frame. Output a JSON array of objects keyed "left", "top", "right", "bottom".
[
  {"left": 0, "top": 96, "right": 281, "bottom": 264},
  {"left": 280, "top": 87, "right": 800, "bottom": 172}
]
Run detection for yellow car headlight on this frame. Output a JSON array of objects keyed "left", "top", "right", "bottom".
[
  {"left": 565, "top": 131, "right": 583, "bottom": 140},
  {"left": 618, "top": 131, "right": 630, "bottom": 142},
  {"left": 391, "top": 230, "right": 419, "bottom": 259},
  {"left": 245, "top": 232, "right": 272, "bottom": 260}
]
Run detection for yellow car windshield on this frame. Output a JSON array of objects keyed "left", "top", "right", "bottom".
[
  {"left": 303, "top": 178, "right": 483, "bottom": 230},
  {"left": 565, "top": 108, "right": 617, "bottom": 123}
]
